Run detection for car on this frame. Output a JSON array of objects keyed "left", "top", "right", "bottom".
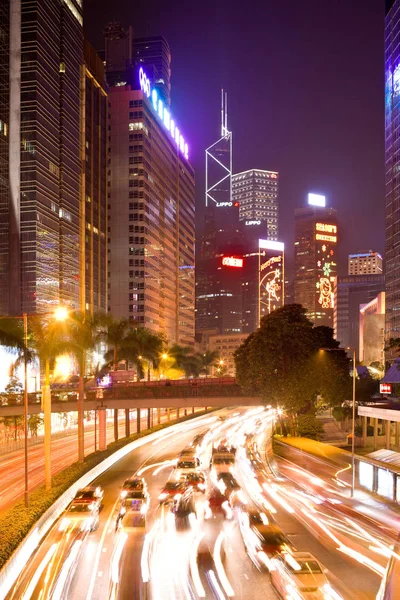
[
  {"left": 73, "top": 486, "right": 104, "bottom": 511},
  {"left": 120, "top": 477, "right": 147, "bottom": 499},
  {"left": 59, "top": 500, "right": 99, "bottom": 532},
  {"left": 172, "top": 487, "right": 196, "bottom": 517},
  {"left": 158, "top": 481, "right": 187, "bottom": 504},
  {"left": 119, "top": 490, "right": 150, "bottom": 519},
  {"left": 185, "top": 471, "right": 207, "bottom": 493},
  {"left": 270, "top": 552, "right": 334, "bottom": 599},
  {"left": 215, "top": 473, "right": 240, "bottom": 496},
  {"left": 204, "top": 489, "right": 233, "bottom": 520},
  {"left": 238, "top": 510, "right": 291, "bottom": 570}
]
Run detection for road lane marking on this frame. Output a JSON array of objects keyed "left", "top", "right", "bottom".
[{"left": 85, "top": 498, "right": 120, "bottom": 600}]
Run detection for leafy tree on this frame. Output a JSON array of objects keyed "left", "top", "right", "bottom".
[
  {"left": 234, "top": 304, "right": 351, "bottom": 415},
  {"left": 0, "top": 319, "right": 25, "bottom": 351},
  {"left": 0, "top": 415, "right": 23, "bottom": 442},
  {"left": 28, "top": 414, "right": 44, "bottom": 437},
  {"left": 296, "top": 413, "right": 324, "bottom": 440}
]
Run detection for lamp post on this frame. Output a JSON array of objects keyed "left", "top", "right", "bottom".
[
  {"left": 351, "top": 347, "right": 356, "bottom": 498},
  {"left": 23, "top": 313, "right": 29, "bottom": 508}
]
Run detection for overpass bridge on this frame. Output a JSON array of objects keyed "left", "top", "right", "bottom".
[{"left": 0, "top": 378, "right": 263, "bottom": 418}]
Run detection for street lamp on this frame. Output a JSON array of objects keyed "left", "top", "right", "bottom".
[{"left": 320, "top": 346, "right": 356, "bottom": 497}]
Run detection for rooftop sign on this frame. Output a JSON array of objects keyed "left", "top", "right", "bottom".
[
  {"left": 258, "top": 240, "right": 284, "bottom": 252},
  {"left": 308, "top": 193, "right": 326, "bottom": 207},
  {"left": 222, "top": 256, "right": 243, "bottom": 268},
  {"left": 139, "top": 66, "right": 189, "bottom": 160}
]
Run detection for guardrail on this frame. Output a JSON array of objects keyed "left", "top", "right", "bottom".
[{"left": 0, "top": 411, "right": 219, "bottom": 598}]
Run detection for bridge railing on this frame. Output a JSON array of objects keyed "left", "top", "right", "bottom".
[{"left": 0, "top": 378, "right": 247, "bottom": 407}]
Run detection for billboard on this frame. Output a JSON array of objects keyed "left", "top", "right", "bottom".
[
  {"left": 258, "top": 240, "right": 284, "bottom": 323},
  {"left": 315, "top": 221, "right": 337, "bottom": 310}
]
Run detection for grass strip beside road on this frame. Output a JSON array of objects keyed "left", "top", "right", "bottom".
[
  {"left": 274, "top": 435, "right": 351, "bottom": 466},
  {"left": 0, "top": 409, "right": 214, "bottom": 571}
]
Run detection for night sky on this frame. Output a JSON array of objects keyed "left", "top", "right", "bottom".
[{"left": 84, "top": 0, "right": 385, "bottom": 277}]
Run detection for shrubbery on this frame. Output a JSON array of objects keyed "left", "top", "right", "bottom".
[{"left": 0, "top": 409, "right": 211, "bottom": 571}]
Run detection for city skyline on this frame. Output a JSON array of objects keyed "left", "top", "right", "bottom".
[{"left": 85, "top": 0, "right": 385, "bottom": 277}]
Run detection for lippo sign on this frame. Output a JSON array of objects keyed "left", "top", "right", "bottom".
[{"left": 222, "top": 256, "right": 243, "bottom": 268}]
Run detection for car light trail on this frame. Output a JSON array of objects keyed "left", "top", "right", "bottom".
[
  {"left": 152, "top": 459, "right": 177, "bottom": 476},
  {"left": 110, "top": 532, "right": 127, "bottom": 584},
  {"left": 214, "top": 532, "right": 235, "bottom": 597},
  {"left": 189, "top": 532, "right": 206, "bottom": 598},
  {"left": 262, "top": 483, "right": 295, "bottom": 514},
  {"left": 51, "top": 539, "right": 83, "bottom": 600},
  {"left": 21, "top": 543, "right": 58, "bottom": 600},
  {"left": 207, "top": 569, "right": 227, "bottom": 600}
]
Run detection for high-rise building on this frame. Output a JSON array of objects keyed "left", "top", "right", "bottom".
[
  {"left": 0, "top": 2, "right": 9, "bottom": 315},
  {"left": 334, "top": 274, "right": 385, "bottom": 357},
  {"left": 385, "top": 0, "right": 400, "bottom": 347},
  {"left": 196, "top": 94, "right": 245, "bottom": 337},
  {"left": 348, "top": 251, "right": 383, "bottom": 276},
  {"left": 133, "top": 36, "right": 171, "bottom": 106},
  {"left": 232, "top": 169, "right": 279, "bottom": 242},
  {"left": 359, "top": 292, "right": 385, "bottom": 366},
  {"left": 294, "top": 193, "right": 338, "bottom": 326},
  {"left": 81, "top": 40, "right": 108, "bottom": 313},
  {"left": 106, "top": 56, "right": 195, "bottom": 344},
  {"left": 0, "top": 0, "right": 84, "bottom": 316}
]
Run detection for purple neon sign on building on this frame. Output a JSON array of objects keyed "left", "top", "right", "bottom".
[{"left": 139, "top": 67, "right": 189, "bottom": 160}]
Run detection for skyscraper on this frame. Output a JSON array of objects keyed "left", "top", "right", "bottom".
[
  {"left": 81, "top": 40, "right": 108, "bottom": 313},
  {"left": 232, "top": 169, "right": 279, "bottom": 242},
  {"left": 385, "top": 0, "right": 400, "bottom": 347},
  {"left": 334, "top": 274, "right": 385, "bottom": 356},
  {"left": 348, "top": 251, "right": 383, "bottom": 276},
  {"left": 196, "top": 95, "right": 245, "bottom": 337},
  {"left": 0, "top": 0, "right": 84, "bottom": 316},
  {"left": 133, "top": 36, "right": 171, "bottom": 106},
  {"left": 294, "top": 194, "right": 338, "bottom": 326},
  {"left": 105, "top": 41, "right": 195, "bottom": 345}
]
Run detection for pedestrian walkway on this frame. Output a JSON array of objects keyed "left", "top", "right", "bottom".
[{"left": 318, "top": 416, "right": 348, "bottom": 445}]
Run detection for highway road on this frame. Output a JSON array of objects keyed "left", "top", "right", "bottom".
[
  {"left": 0, "top": 408, "right": 193, "bottom": 513},
  {"left": 4, "top": 407, "right": 392, "bottom": 600}
]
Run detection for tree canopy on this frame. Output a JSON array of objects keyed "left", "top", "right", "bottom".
[{"left": 234, "top": 304, "right": 351, "bottom": 413}]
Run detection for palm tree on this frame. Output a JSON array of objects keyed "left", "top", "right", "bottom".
[
  {"left": 103, "top": 317, "right": 130, "bottom": 371},
  {"left": 196, "top": 350, "right": 220, "bottom": 377},
  {"left": 120, "top": 327, "right": 164, "bottom": 381},
  {"left": 168, "top": 344, "right": 200, "bottom": 378},
  {"left": 63, "top": 311, "right": 106, "bottom": 462},
  {"left": 29, "top": 315, "right": 69, "bottom": 488}
]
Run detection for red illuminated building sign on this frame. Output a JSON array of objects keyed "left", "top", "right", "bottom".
[
  {"left": 222, "top": 256, "right": 243, "bottom": 268},
  {"left": 380, "top": 383, "right": 392, "bottom": 395}
]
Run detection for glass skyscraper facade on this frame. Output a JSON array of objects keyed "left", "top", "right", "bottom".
[
  {"left": 106, "top": 64, "right": 195, "bottom": 345},
  {"left": 0, "top": 2, "right": 9, "bottom": 315},
  {"left": 385, "top": 0, "right": 400, "bottom": 346},
  {"left": 294, "top": 203, "right": 338, "bottom": 327},
  {"left": 232, "top": 169, "right": 279, "bottom": 241},
  {"left": 0, "top": 0, "right": 84, "bottom": 316}
]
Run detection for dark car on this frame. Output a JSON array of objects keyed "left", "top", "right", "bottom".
[
  {"left": 121, "top": 477, "right": 147, "bottom": 499},
  {"left": 185, "top": 471, "right": 207, "bottom": 493},
  {"left": 204, "top": 489, "right": 233, "bottom": 520},
  {"left": 158, "top": 481, "right": 187, "bottom": 504}
]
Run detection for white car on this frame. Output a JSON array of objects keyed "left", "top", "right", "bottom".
[{"left": 270, "top": 552, "right": 339, "bottom": 600}]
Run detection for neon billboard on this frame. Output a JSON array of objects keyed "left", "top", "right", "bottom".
[
  {"left": 138, "top": 67, "right": 189, "bottom": 160},
  {"left": 222, "top": 256, "right": 243, "bottom": 268},
  {"left": 258, "top": 239, "right": 284, "bottom": 322},
  {"left": 315, "top": 221, "right": 337, "bottom": 311}
]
